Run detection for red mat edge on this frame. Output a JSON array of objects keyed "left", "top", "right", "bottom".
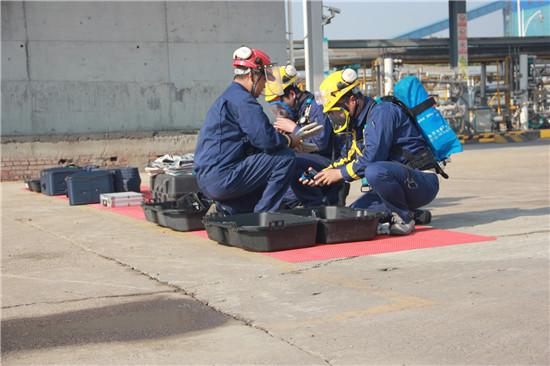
[
  {"left": 20, "top": 186, "right": 497, "bottom": 263},
  {"left": 189, "top": 228, "right": 497, "bottom": 263}
]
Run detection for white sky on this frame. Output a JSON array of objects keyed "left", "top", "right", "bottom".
[{"left": 287, "top": 0, "right": 506, "bottom": 40}]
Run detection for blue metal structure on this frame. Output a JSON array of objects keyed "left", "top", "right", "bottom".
[{"left": 393, "top": 1, "right": 548, "bottom": 39}]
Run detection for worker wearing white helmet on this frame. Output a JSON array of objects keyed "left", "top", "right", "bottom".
[{"left": 194, "top": 46, "right": 303, "bottom": 214}]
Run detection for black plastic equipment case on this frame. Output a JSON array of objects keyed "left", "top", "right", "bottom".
[
  {"left": 142, "top": 201, "right": 161, "bottom": 223},
  {"left": 65, "top": 170, "right": 114, "bottom": 205},
  {"left": 141, "top": 193, "right": 210, "bottom": 232},
  {"left": 149, "top": 173, "right": 199, "bottom": 201},
  {"left": 25, "top": 179, "right": 42, "bottom": 192},
  {"left": 280, "top": 206, "right": 385, "bottom": 244},
  {"left": 119, "top": 167, "right": 141, "bottom": 192},
  {"left": 203, "top": 212, "right": 318, "bottom": 252},
  {"left": 40, "top": 167, "right": 82, "bottom": 195}
]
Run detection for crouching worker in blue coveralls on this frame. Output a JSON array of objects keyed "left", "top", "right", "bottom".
[
  {"left": 264, "top": 64, "right": 346, "bottom": 208},
  {"left": 194, "top": 46, "right": 303, "bottom": 214},
  {"left": 303, "top": 69, "right": 440, "bottom": 236}
]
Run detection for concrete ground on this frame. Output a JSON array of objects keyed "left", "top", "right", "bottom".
[{"left": 1, "top": 139, "right": 549, "bottom": 365}]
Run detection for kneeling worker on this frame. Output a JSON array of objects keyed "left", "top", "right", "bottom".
[
  {"left": 304, "top": 69, "right": 439, "bottom": 235},
  {"left": 194, "top": 46, "right": 302, "bottom": 214},
  {"left": 265, "top": 64, "right": 345, "bottom": 207}
]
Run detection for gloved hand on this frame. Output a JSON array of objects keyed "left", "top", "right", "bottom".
[
  {"left": 294, "top": 142, "right": 318, "bottom": 154},
  {"left": 295, "top": 122, "right": 324, "bottom": 140}
]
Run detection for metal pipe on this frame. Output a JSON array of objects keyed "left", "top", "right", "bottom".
[
  {"left": 480, "top": 62, "right": 487, "bottom": 106},
  {"left": 287, "top": 0, "right": 294, "bottom": 65},
  {"left": 383, "top": 58, "right": 393, "bottom": 96}
]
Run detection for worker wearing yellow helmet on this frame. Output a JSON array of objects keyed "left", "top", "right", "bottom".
[
  {"left": 265, "top": 65, "right": 347, "bottom": 208},
  {"left": 302, "top": 69, "right": 439, "bottom": 235}
]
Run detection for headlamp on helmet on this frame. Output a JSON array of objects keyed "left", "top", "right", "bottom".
[
  {"left": 316, "top": 69, "right": 359, "bottom": 113},
  {"left": 233, "top": 46, "right": 284, "bottom": 97},
  {"left": 265, "top": 64, "right": 299, "bottom": 102}
]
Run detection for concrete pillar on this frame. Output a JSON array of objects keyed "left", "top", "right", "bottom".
[
  {"left": 480, "top": 62, "right": 487, "bottom": 106},
  {"left": 383, "top": 58, "right": 393, "bottom": 96},
  {"left": 519, "top": 54, "right": 529, "bottom": 130},
  {"left": 303, "top": 0, "right": 325, "bottom": 92}
]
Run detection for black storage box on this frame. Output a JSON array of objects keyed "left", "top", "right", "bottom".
[
  {"left": 25, "top": 179, "right": 42, "bottom": 192},
  {"left": 40, "top": 167, "right": 82, "bottom": 195},
  {"left": 99, "top": 167, "right": 141, "bottom": 193},
  {"left": 149, "top": 173, "right": 199, "bottom": 201},
  {"left": 119, "top": 167, "right": 141, "bottom": 192},
  {"left": 65, "top": 170, "right": 114, "bottom": 205},
  {"left": 142, "top": 201, "right": 161, "bottom": 223},
  {"left": 142, "top": 193, "right": 211, "bottom": 232},
  {"left": 280, "top": 206, "right": 385, "bottom": 244},
  {"left": 203, "top": 212, "right": 318, "bottom": 252}
]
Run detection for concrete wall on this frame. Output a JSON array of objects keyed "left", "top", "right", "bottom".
[
  {"left": 1, "top": 0, "right": 287, "bottom": 136},
  {"left": 1, "top": 1, "right": 287, "bottom": 181}
]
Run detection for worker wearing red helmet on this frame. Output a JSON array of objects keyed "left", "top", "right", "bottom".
[{"left": 194, "top": 46, "right": 302, "bottom": 214}]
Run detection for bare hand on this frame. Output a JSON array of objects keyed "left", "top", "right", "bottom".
[
  {"left": 303, "top": 168, "right": 343, "bottom": 187},
  {"left": 274, "top": 117, "right": 298, "bottom": 134}
]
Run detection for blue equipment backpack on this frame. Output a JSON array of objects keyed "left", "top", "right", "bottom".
[
  {"left": 370, "top": 76, "right": 463, "bottom": 179},
  {"left": 393, "top": 76, "right": 463, "bottom": 162}
]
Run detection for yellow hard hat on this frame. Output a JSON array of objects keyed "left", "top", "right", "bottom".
[
  {"left": 265, "top": 65, "right": 298, "bottom": 102},
  {"left": 315, "top": 69, "right": 359, "bottom": 113}
]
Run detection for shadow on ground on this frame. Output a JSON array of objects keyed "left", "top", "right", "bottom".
[
  {"left": 431, "top": 207, "right": 550, "bottom": 230},
  {"left": 1, "top": 298, "right": 230, "bottom": 353}
]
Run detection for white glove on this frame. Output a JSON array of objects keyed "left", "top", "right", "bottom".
[
  {"left": 295, "top": 122, "right": 324, "bottom": 140},
  {"left": 294, "top": 142, "right": 318, "bottom": 154}
]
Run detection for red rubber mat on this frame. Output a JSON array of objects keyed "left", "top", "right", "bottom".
[
  {"left": 23, "top": 186, "right": 496, "bottom": 262},
  {"left": 22, "top": 186, "right": 152, "bottom": 221},
  {"left": 190, "top": 228, "right": 496, "bottom": 262}
]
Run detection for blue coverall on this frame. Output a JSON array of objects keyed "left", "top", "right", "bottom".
[
  {"left": 194, "top": 82, "right": 296, "bottom": 214},
  {"left": 282, "top": 91, "right": 345, "bottom": 207},
  {"left": 332, "top": 97, "right": 439, "bottom": 221}
]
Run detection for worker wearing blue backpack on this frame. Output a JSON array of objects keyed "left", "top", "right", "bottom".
[{"left": 304, "top": 69, "right": 441, "bottom": 235}]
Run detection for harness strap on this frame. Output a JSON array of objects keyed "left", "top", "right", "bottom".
[{"left": 410, "top": 96, "right": 436, "bottom": 116}]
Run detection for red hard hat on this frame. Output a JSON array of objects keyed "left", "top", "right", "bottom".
[{"left": 233, "top": 46, "right": 272, "bottom": 70}]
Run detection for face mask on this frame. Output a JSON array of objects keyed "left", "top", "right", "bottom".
[
  {"left": 268, "top": 101, "right": 295, "bottom": 119},
  {"left": 263, "top": 65, "right": 283, "bottom": 96},
  {"left": 327, "top": 106, "right": 351, "bottom": 134}
]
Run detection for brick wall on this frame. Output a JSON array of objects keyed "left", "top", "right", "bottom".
[
  {"left": 0, "top": 152, "right": 190, "bottom": 182},
  {"left": 1, "top": 154, "right": 132, "bottom": 182},
  {"left": 1, "top": 132, "right": 199, "bottom": 182}
]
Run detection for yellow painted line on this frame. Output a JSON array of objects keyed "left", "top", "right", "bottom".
[
  {"left": 540, "top": 130, "right": 550, "bottom": 139},
  {"left": 269, "top": 271, "right": 440, "bottom": 330},
  {"left": 80, "top": 200, "right": 441, "bottom": 323},
  {"left": 271, "top": 294, "right": 439, "bottom": 330},
  {"left": 494, "top": 135, "right": 507, "bottom": 143},
  {"left": 479, "top": 137, "right": 495, "bottom": 143},
  {"left": 510, "top": 135, "right": 526, "bottom": 142}
]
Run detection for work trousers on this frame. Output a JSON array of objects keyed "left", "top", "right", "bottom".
[
  {"left": 198, "top": 148, "right": 296, "bottom": 214},
  {"left": 286, "top": 153, "right": 344, "bottom": 208},
  {"left": 350, "top": 161, "right": 439, "bottom": 221}
]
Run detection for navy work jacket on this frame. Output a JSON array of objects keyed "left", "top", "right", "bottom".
[
  {"left": 194, "top": 82, "right": 291, "bottom": 178},
  {"left": 330, "top": 96, "right": 428, "bottom": 181},
  {"left": 290, "top": 91, "right": 342, "bottom": 158}
]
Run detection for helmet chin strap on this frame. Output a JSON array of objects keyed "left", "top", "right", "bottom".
[{"left": 251, "top": 70, "right": 263, "bottom": 97}]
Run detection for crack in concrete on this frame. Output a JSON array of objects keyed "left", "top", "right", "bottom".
[{"left": 17, "top": 219, "right": 331, "bottom": 364}]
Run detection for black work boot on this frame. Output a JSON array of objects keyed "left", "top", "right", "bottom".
[
  {"left": 389, "top": 212, "right": 415, "bottom": 236},
  {"left": 412, "top": 209, "right": 432, "bottom": 225}
]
